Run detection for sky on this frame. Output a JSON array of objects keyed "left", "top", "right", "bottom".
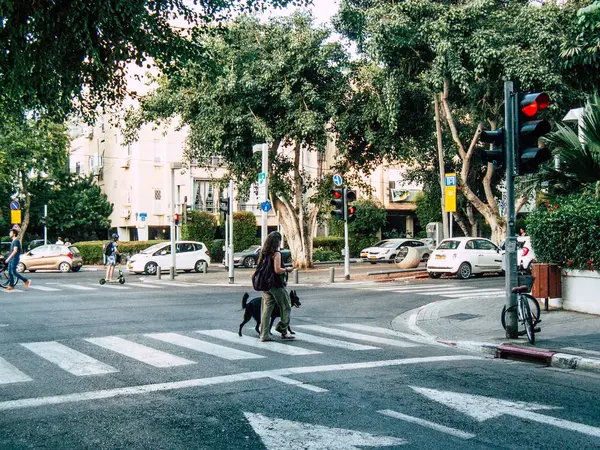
[{"left": 261, "top": 0, "right": 341, "bottom": 25}]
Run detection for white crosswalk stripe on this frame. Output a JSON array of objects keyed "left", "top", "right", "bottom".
[
  {"left": 392, "top": 286, "right": 466, "bottom": 294},
  {"left": 146, "top": 333, "right": 264, "bottom": 360},
  {"left": 102, "top": 285, "right": 131, "bottom": 290},
  {"left": 126, "top": 282, "right": 164, "bottom": 289},
  {"left": 338, "top": 324, "right": 425, "bottom": 343},
  {"left": 295, "top": 325, "right": 421, "bottom": 348},
  {"left": 28, "top": 285, "right": 60, "bottom": 292},
  {"left": 438, "top": 289, "right": 505, "bottom": 298},
  {"left": 288, "top": 332, "right": 379, "bottom": 350},
  {"left": 195, "top": 330, "right": 321, "bottom": 356},
  {"left": 60, "top": 285, "right": 97, "bottom": 291},
  {"left": 21, "top": 342, "right": 118, "bottom": 376},
  {"left": 0, "top": 288, "right": 23, "bottom": 294},
  {"left": 85, "top": 336, "right": 196, "bottom": 367},
  {"left": 0, "top": 356, "right": 32, "bottom": 384}
]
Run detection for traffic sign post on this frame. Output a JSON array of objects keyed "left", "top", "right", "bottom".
[
  {"left": 10, "top": 201, "right": 20, "bottom": 211},
  {"left": 10, "top": 210, "right": 21, "bottom": 225},
  {"left": 444, "top": 173, "right": 457, "bottom": 237},
  {"left": 333, "top": 174, "right": 343, "bottom": 186}
]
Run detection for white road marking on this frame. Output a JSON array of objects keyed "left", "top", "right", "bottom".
[
  {"left": 295, "top": 325, "right": 420, "bottom": 348},
  {"left": 62, "top": 285, "right": 96, "bottom": 291},
  {"left": 85, "top": 336, "right": 195, "bottom": 368},
  {"left": 561, "top": 347, "right": 600, "bottom": 357},
  {"left": 0, "top": 289, "right": 23, "bottom": 294},
  {"left": 338, "top": 324, "right": 426, "bottom": 343},
  {"left": 378, "top": 409, "right": 475, "bottom": 440},
  {"left": 0, "top": 356, "right": 480, "bottom": 411},
  {"left": 289, "top": 332, "right": 379, "bottom": 351},
  {"left": 244, "top": 412, "right": 406, "bottom": 449},
  {"left": 126, "top": 282, "right": 164, "bottom": 289},
  {"left": 411, "top": 386, "right": 600, "bottom": 439},
  {"left": 388, "top": 284, "right": 457, "bottom": 292},
  {"left": 439, "top": 290, "right": 505, "bottom": 298},
  {"left": 145, "top": 333, "right": 264, "bottom": 360},
  {"left": 420, "top": 287, "right": 502, "bottom": 296},
  {"left": 21, "top": 342, "right": 118, "bottom": 376},
  {"left": 195, "top": 330, "right": 321, "bottom": 356},
  {"left": 392, "top": 287, "right": 469, "bottom": 294},
  {"left": 144, "top": 280, "right": 196, "bottom": 287},
  {"left": 28, "top": 285, "right": 60, "bottom": 292},
  {"left": 0, "top": 356, "right": 32, "bottom": 384},
  {"left": 102, "top": 285, "right": 130, "bottom": 290},
  {"left": 266, "top": 375, "right": 328, "bottom": 393}
]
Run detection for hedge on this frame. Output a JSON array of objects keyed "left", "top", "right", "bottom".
[
  {"left": 72, "top": 240, "right": 167, "bottom": 265},
  {"left": 182, "top": 211, "right": 218, "bottom": 244},
  {"left": 313, "top": 236, "right": 344, "bottom": 254},
  {"left": 527, "top": 195, "right": 600, "bottom": 271},
  {"left": 313, "top": 249, "right": 340, "bottom": 262},
  {"left": 233, "top": 211, "right": 257, "bottom": 252},
  {"left": 210, "top": 239, "right": 225, "bottom": 264}
]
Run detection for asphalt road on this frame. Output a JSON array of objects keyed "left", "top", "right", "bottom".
[{"left": 1, "top": 270, "right": 599, "bottom": 449}]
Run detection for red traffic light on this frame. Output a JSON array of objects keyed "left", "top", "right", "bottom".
[
  {"left": 348, "top": 206, "right": 356, "bottom": 215},
  {"left": 520, "top": 93, "right": 550, "bottom": 117},
  {"left": 331, "top": 189, "right": 342, "bottom": 199}
]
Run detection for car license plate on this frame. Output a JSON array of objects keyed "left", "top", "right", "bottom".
[
  {"left": 435, "top": 255, "right": 446, "bottom": 260},
  {"left": 127, "top": 264, "right": 133, "bottom": 269},
  {"left": 369, "top": 255, "right": 377, "bottom": 259}
]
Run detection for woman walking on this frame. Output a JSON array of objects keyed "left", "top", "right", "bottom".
[{"left": 257, "top": 231, "right": 295, "bottom": 342}]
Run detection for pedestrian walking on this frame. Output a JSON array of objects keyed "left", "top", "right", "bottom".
[
  {"left": 104, "top": 234, "right": 120, "bottom": 282},
  {"left": 64, "top": 238, "right": 72, "bottom": 246},
  {"left": 5, "top": 227, "right": 30, "bottom": 290},
  {"left": 256, "top": 231, "right": 295, "bottom": 342},
  {"left": 56, "top": 237, "right": 64, "bottom": 244}
]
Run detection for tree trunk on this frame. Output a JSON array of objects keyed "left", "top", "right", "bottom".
[{"left": 434, "top": 94, "right": 449, "bottom": 238}]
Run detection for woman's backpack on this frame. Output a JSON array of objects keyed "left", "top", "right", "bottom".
[
  {"left": 252, "top": 256, "right": 275, "bottom": 292},
  {"left": 104, "top": 242, "right": 113, "bottom": 256}
]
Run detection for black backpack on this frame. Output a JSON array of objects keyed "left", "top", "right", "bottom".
[
  {"left": 104, "top": 242, "right": 113, "bottom": 256},
  {"left": 252, "top": 256, "right": 275, "bottom": 292}
]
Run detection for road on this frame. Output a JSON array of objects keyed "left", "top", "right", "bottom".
[{"left": 1, "top": 270, "right": 599, "bottom": 449}]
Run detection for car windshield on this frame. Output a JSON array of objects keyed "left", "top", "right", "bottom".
[
  {"left": 381, "top": 241, "right": 402, "bottom": 248},
  {"left": 437, "top": 240, "right": 460, "bottom": 250},
  {"left": 243, "top": 246, "right": 260, "bottom": 253},
  {"left": 141, "top": 243, "right": 167, "bottom": 254}
]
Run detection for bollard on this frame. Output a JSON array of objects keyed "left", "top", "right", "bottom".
[
  {"left": 293, "top": 268, "right": 299, "bottom": 284},
  {"left": 329, "top": 267, "right": 335, "bottom": 283},
  {"left": 156, "top": 266, "right": 161, "bottom": 280},
  {"left": 169, "top": 267, "right": 175, "bottom": 280},
  {"left": 202, "top": 262, "right": 207, "bottom": 274}
]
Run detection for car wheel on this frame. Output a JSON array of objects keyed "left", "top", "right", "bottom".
[
  {"left": 71, "top": 267, "right": 81, "bottom": 273},
  {"left": 58, "top": 262, "right": 71, "bottom": 273},
  {"left": 428, "top": 272, "right": 442, "bottom": 279},
  {"left": 144, "top": 262, "right": 158, "bottom": 275},
  {"left": 243, "top": 256, "right": 257, "bottom": 268},
  {"left": 456, "top": 262, "right": 472, "bottom": 279},
  {"left": 16, "top": 263, "right": 25, "bottom": 273},
  {"left": 369, "top": 262, "right": 377, "bottom": 265},
  {"left": 195, "top": 260, "right": 207, "bottom": 273},
  {"left": 422, "top": 253, "right": 430, "bottom": 262},
  {"left": 29, "top": 269, "right": 36, "bottom": 273},
  {"left": 183, "top": 269, "right": 192, "bottom": 273}
]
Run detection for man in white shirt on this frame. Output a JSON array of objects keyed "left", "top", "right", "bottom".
[{"left": 56, "top": 237, "right": 64, "bottom": 244}]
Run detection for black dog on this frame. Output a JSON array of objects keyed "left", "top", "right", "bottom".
[{"left": 238, "top": 290, "right": 301, "bottom": 336}]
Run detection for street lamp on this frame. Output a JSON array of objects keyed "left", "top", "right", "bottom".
[
  {"left": 253, "top": 143, "right": 269, "bottom": 246},
  {"left": 170, "top": 162, "right": 183, "bottom": 279}
]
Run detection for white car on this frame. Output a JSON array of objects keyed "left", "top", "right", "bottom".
[
  {"left": 361, "top": 239, "right": 431, "bottom": 264},
  {"left": 427, "top": 237, "right": 503, "bottom": 279},
  {"left": 127, "top": 241, "right": 210, "bottom": 275},
  {"left": 500, "top": 236, "right": 536, "bottom": 272}
]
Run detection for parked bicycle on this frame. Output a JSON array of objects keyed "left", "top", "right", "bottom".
[
  {"left": 500, "top": 273, "right": 541, "bottom": 344},
  {"left": 0, "top": 256, "right": 15, "bottom": 289}
]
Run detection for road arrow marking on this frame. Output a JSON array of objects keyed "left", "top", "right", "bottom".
[
  {"left": 411, "top": 386, "right": 600, "bottom": 438},
  {"left": 244, "top": 412, "right": 406, "bottom": 449}
]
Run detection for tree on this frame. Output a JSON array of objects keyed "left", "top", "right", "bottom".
[
  {"left": 0, "top": 0, "right": 305, "bottom": 118},
  {"left": 126, "top": 14, "right": 350, "bottom": 267},
  {"left": 182, "top": 211, "right": 218, "bottom": 245},
  {"left": 0, "top": 118, "right": 70, "bottom": 240},
  {"left": 330, "top": 199, "right": 387, "bottom": 256},
  {"left": 336, "top": 0, "right": 598, "bottom": 243}
]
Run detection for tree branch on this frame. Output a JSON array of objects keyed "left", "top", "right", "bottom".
[{"left": 440, "top": 81, "right": 466, "bottom": 159}]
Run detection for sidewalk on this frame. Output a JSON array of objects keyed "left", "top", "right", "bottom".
[{"left": 392, "top": 294, "right": 600, "bottom": 374}]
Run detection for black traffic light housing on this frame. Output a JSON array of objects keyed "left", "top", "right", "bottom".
[
  {"left": 516, "top": 92, "right": 552, "bottom": 174},
  {"left": 480, "top": 128, "right": 505, "bottom": 168},
  {"left": 174, "top": 213, "right": 181, "bottom": 226},
  {"left": 330, "top": 189, "right": 344, "bottom": 220},
  {"left": 346, "top": 190, "right": 357, "bottom": 223},
  {"left": 219, "top": 197, "right": 230, "bottom": 215}
]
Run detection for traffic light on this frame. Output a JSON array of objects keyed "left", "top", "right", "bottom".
[
  {"left": 346, "top": 190, "right": 357, "bottom": 223},
  {"left": 330, "top": 189, "right": 344, "bottom": 220},
  {"left": 219, "top": 197, "right": 230, "bottom": 215},
  {"left": 174, "top": 213, "right": 181, "bottom": 225},
  {"left": 479, "top": 128, "right": 505, "bottom": 168},
  {"left": 516, "top": 92, "right": 552, "bottom": 174}
]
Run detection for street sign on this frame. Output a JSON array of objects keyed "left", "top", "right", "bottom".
[
  {"left": 10, "top": 210, "right": 21, "bottom": 224},
  {"left": 444, "top": 173, "right": 457, "bottom": 213},
  {"left": 140, "top": 212, "right": 147, "bottom": 221},
  {"left": 258, "top": 172, "right": 267, "bottom": 200},
  {"left": 333, "top": 174, "right": 343, "bottom": 186},
  {"left": 9, "top": 201, "right": 20, "bottom": 211},
  {"left": 260, "top": 201, "right": 272, "bottom": 212}
]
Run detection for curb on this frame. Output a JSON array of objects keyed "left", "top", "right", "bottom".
[{"left": 395, "top": 302, "right": 600, "bottom": 375}]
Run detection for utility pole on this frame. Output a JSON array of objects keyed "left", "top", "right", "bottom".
[
  {"left": 434, "top": 94, "right": 449, "bottom": 239},
  {"left": 228, "top": 179, "right": 234, "bottom": 284},
  {"left": 170, "top": 163, "right": 183, "bottom": 280},
  {"left": 343, "top": 186, "right": 350, "bottom": 280},
  {"left": 43, "top": 204, "right": 48, "bottom": 244},
  {"left": 261, "top": 143, "right": 269, "bottom": 246},
  {"left": 504, "top": 81, "right": 518, "bottom": 338}
]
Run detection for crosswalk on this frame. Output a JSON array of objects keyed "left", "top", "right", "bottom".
[
  {"left": 0, "top": 324, "right": 425, "bottom": 386},
  {"left": 0, "top": 279, "right": 195, "bottom": 294},
  {"left": 332, "top": 282, "right": 505, "bottom": 299}
]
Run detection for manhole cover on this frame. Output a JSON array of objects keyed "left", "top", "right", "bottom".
[{"left": 443, "top": 313, "right": 482, "bottom": 321}]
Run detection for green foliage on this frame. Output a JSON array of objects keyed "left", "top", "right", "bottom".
[
  {"left": 72, "top": 240, "right": 167, "bottom": 265},
  {"left": 415, "top": 191, "right": 442, "bottom": 229},
  {"left": 181, "top": 211, "right": 218, "bottom": 245},
  {"left": 313, "top": 249, "right": 340, "bottom": 262},
  {"left": 526, "top": 195, "right": 600, "bottom": 271},
  {"left": 210, "top": 239, "right": 225, "bottom": 264},
  {"left": 561, "top": 2, "right": 600, "bottom": 70},
  {"left": 330, "top": 199, "right": 386, "bottom": 256},
  {"left": 233, "top": 212, "right": 257, "bottom": 253},
  {"left": 313, "top": 236, "right": 344, "bottom": 254}
]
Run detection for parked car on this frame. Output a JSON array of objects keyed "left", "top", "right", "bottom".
[
  {"left": 500, "top": 236, "right": 536, "bottom": 272},
  {"left": 427, "top": 237, "right": 503, "bottom": 279},
  {"left": 127, "top": 241, "right": 210, "bottom": 275},
  {"left": 361, "top": 239, "right": 431, "bottom": 264},
  {"left": 17, "top": 245, "right": 83, "bottom": 273},
  {"left": 233, "top": 245, "right": 292, "bottom": 268},
  {"left": 27, "top": 239, "right": 49, "bottom": 252}
]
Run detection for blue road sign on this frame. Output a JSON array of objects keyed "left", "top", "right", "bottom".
[
  {"left": 333, "top": 174, "right": 343, "bottom": 186},
  {"left": 9, "top": 201, "right": 20, "bottom": 210},
  {"left": 260, "top": 201, "right": 272, "bottom": 212},
  {"left": 445, "top": 174, "right": 457, "bottom": 187}
]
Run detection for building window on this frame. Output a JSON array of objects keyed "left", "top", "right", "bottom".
[
  {"left": 75, "top": 162, "right": 81, "bottom": 174},
  {"left": 153, "top": 139, "right": 163, "bottom": 164},
  {"left": 193, "top": 180, "right": 217, "bottom": 213},
  {"left": 154, "top": 189, "right": 163, "bottom": 214}
]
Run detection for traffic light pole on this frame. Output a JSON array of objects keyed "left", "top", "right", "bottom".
[
  {"left": 504, "top": 81, "right": 518, "bottom": 338},
  {"left": 343, "top": 186, "right": 350, "bottom": 280},
  {"left": 43, "top": 204, "right": 48, "bottom": 244},
  {"left": 228, "top": 179, "right": 235, "bottom": 284}
]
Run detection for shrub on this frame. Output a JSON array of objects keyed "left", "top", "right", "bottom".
[
  {"left": 233, "top": 211, "right": 257, "bottom": 252},
  {"left": 210, "top": 239, "right": 225, "bottom": 264},
  {"left": 181, "top": 211, "right": 218, "bottom": 244},
  {"left": 73, "top": 240, "right": 167, "bottom": 265},
  {"left": 330, "top": 199, "right": 387, "bottom": 257},
  {"left": 313, "top": 249, "right": 340, "bottom": 262},
  {"left": 313, "top": 236, "right": 344, "bottom": 254},
  {"left": 527, "top": 194, "right": 600, "bottom": 271}
]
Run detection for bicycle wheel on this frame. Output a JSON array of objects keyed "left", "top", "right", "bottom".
[
  {"left": 521, "top": 298, "right": 535, "bottom": 345},
  {"left": 521, "top": 293, "right": 541, "bottom": 325},
  {"left": 0, "top": 269, "right": 9, "bottom": 288}
]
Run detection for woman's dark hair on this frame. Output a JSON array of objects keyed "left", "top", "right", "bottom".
[{"left": 257, "top": 231, "right": 282, "bottom": 265}]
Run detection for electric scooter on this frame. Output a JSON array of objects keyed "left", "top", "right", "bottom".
[{"left": 99, "top": 256, "right": 125, "bottom": 285}]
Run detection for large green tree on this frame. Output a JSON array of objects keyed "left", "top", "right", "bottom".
[
  {"left": 0, "top": 0, "right": 305, "bottom": 118},
  {"left": 126, "top": 14, "right": 350, "bottom": 267}
]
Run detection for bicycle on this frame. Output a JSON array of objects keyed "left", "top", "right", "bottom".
[
  {"left": 500, "top": 273, "right": 541, "bottom": 344},
  {"left": 0, "top": 258, "right": 18, "bottom": 289}
]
